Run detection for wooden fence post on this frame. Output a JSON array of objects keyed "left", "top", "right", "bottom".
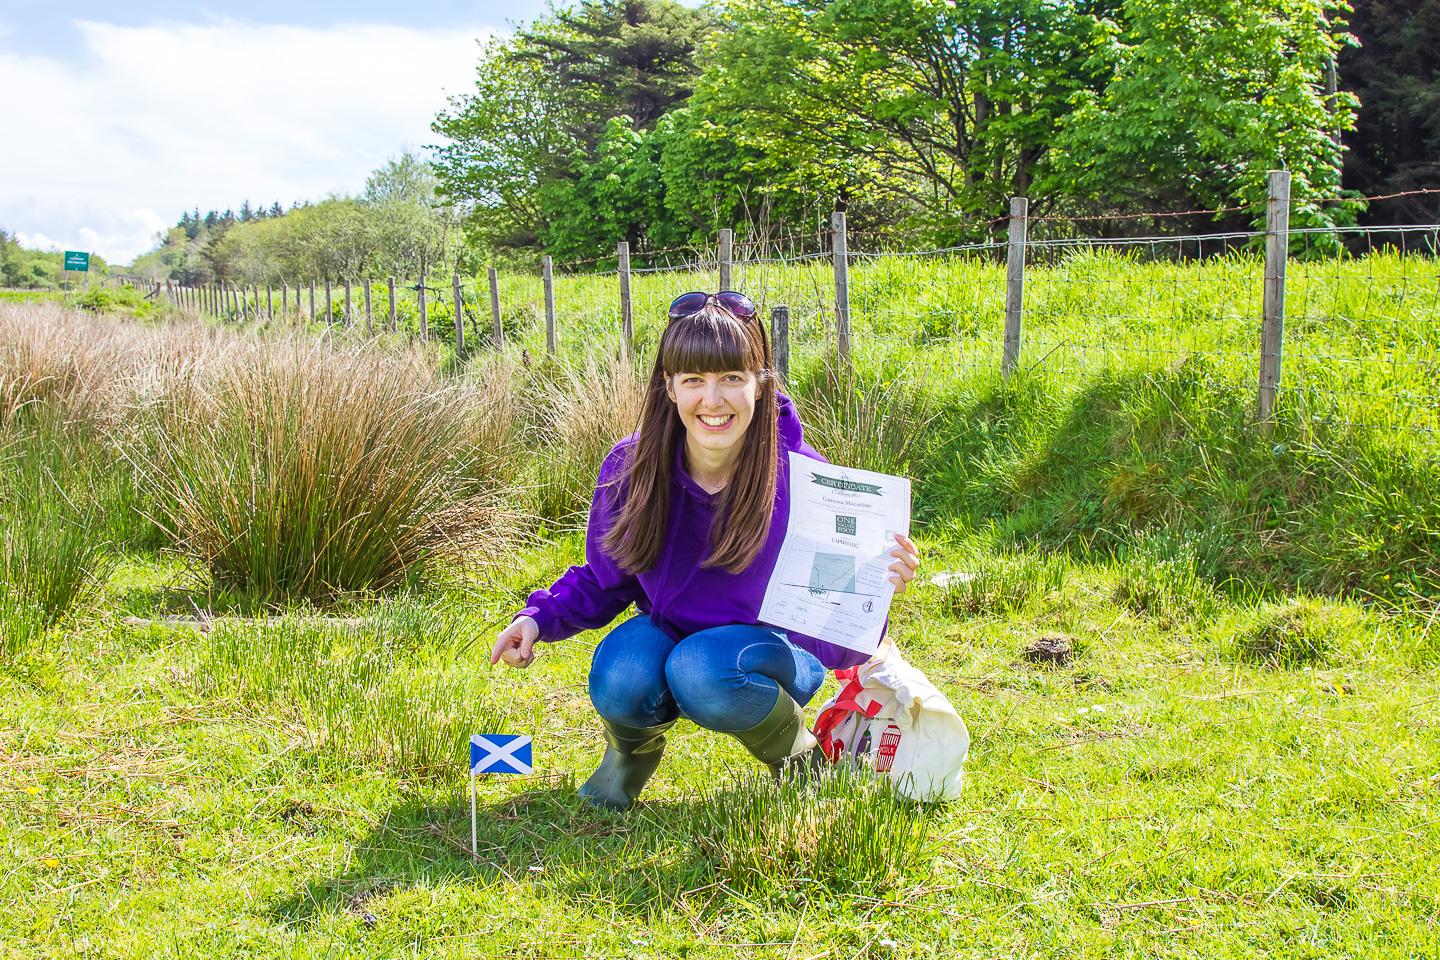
[
  {"left": 418, "top": 269, "right": 428, "bottom": 340},
  {"left": 542, "top": 255, "right": 556, "bottom": 355},
  {"left": 719, "top": 228, "right": 733, "bottom": 290},
  {"left": 453, "top": 273, "right": 465, "bottom": 353},
  {"left": 267, "top": 285, "right": 275, "bottom": 321},
  {"left": 387, "top": 277, "right": 396, "bottom": 331},
  {"left": 309, "top": 280, "right": 316, "bottom": 322},
  {"left": 364, "top": 279, "right": 373, "bottom": 335},
  {"left": 771, "top": 305, "right": 790, "bottom": 384},
  {"left": 618, "top": 241, "right": 633, "bottom": 355},
  {"left": 488, "top": 267, "right": 502, "bottom": 346},
  {"left": 344, "top": 280, "right": 353, "bottom": 327},
  {"left": 1257, "top": 169, "right": 1291, "bottom": 429},
  {"left": 1004, "top": 196, "right": 1029, "bottom": 376},
  {"left": 325, "top": 280, "right": 334, "bottom": 324},
  {"left": 832, "top": 211, "right": 851, "bottom": 361}
]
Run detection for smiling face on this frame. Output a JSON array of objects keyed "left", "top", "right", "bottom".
[{"left": 665, "top": 369, "right": 759, "bottom": 456}]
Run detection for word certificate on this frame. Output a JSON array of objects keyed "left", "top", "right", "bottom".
[{"left": 759, "top": 452, "right": 912, "bottom": 656}]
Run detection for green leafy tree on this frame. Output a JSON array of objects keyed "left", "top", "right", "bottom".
[
  {"left": 654, "top": 101, "right": 859, "bottom": 246},
  {"left": 698, "top": 0, "right": 1118, "bottom": 232},
  {"left": 1050, "top": 0, "right": 1358, "bottom": 227},
  {"left": 433, "top": 38, "right": 587, "bottom": 250},
  {"left": 536, "top": 116, "right": 678, "bottom": 261},
  {"left": 432, "top": 0, "right": 714, "bottom": 255}
]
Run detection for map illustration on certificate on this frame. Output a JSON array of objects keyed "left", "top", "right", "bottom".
[{"left": 759, "top": 452, "right": 912, "bottom": 656}]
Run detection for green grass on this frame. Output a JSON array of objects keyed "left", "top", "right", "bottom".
[
  {"left": 1, "top": 249, "right": 1437, "bottom": 956},
  {"left": 1, "top": 538, "right": 1436, "bottom": 957},
  {"left": 0, "top": 414, "right": 114, "bottom": 658},
  {"left": 0, "top": 289, "right": 62, "bottom": 304}
]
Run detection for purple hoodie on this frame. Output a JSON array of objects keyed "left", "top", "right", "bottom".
[{"left": 516, "top": 394, "right": 871, "bottom": 671}]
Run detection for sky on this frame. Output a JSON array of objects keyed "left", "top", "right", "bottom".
[{"left": 0, "top": 2, "right": 557, "bottom": 265}]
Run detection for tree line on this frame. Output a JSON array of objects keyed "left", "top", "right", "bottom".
[
  {"left": 132, "top": 153, "right": 458, "bottom": 285},
  {"left": 0, "top": 230, "right": 109, "bottom": 289},
  {"left": 129, "top": 0, "right": 1436, "bottom": 280},
  {"left": 430, "top": 0, "right": 1380, "bottom": 263}
]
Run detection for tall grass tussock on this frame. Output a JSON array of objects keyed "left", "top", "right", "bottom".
[
  {"left": 0, "top": 414, "right": 112, "bottom": 657},
  {"left": 133, "top": 338, "right": 507, "bottom": 602}
]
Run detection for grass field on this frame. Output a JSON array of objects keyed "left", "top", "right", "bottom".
[{"left": 2, "top": 255, "right": 1438, "bottom": 958}]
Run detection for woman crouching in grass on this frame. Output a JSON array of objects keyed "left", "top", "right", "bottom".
[{"left": 491, "top": 291, "right": 920, "bottom": 810}]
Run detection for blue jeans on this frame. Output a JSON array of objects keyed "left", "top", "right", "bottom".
[{"left": 588, "top": 614, "right": 826, "bottom": 732}]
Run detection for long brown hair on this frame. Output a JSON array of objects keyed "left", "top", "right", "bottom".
[{"left": 603, "top": 302, "right": 778, "bottom": 575}]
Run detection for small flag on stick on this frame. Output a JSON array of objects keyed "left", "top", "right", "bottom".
[{"left": 469, "top": 734, "right": 533, "bottom": 855}]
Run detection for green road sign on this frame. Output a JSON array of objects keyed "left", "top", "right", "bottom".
[{"left": 64, "top": 251, "right": 90, "bottom": 272}]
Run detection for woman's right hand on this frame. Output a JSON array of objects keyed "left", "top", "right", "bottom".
[{"left": 491, "top": 616, "right": 540, "bottom": 668}]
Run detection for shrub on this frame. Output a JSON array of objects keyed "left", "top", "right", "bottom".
[
  {"left": 133, "top": 337, "right": 507, "bottom": 603},
  {"left": 526, "top": 353, "right": 645, "bottom": 525}
]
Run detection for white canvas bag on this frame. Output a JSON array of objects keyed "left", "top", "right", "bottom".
[{"left": 811, "top": 637, "right": 969, "bottom": 801}]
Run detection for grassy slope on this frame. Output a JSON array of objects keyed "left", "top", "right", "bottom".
[{"left": 2, "top": 540, "right": 1436, "bottom": 959}]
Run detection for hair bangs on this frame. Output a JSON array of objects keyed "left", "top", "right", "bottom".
[{"left": 659, "top": 306, "right": 764, "bottom": 375}]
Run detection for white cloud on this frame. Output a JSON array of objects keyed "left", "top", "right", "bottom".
[
  {"left": 16, "top": 231, "right": 62, "bottom": 252},
  {"left": 0, "top": 17, "right": 495, "bottom": 264}
]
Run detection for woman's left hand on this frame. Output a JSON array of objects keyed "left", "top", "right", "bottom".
[{"left": 887, "top": 533, "right": 921, "bottom": 594}]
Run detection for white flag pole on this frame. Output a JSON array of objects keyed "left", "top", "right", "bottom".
[{"left": 470, "top": 768, "right": 478, "bottom": 856}]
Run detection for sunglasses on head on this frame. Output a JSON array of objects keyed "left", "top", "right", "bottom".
[{"left": 667, "top": 290, "right": 757, "bottom": 321}]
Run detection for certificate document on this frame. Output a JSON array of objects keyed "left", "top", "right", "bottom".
[{"left": 759, "top": 452, "right": 912, "bottom": 656}]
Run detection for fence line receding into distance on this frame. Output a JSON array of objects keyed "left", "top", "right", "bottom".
[{"left": 122, "top": 171, "right": 1440, "bottom": 438}]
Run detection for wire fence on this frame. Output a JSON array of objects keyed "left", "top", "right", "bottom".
[{"left": 146, "top": 173, "right": 1440, "bottom": 441}]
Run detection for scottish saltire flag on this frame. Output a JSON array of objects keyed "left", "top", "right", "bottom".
[{"left": 470, "top": 734, "right": 533, "bottom": 775}]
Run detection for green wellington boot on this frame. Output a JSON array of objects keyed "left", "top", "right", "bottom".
[
  {"left": 578, "top": 718, "right": 675, "bottom": 811},
  {"left": 729, "top": 686, "right": 823, "bottom": 780}
]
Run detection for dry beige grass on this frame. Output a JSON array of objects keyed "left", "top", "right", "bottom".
[{"left": 0, "top": 303, "right": 529, "bottom": 601}]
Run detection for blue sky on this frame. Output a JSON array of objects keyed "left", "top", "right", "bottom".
[{"left": 0, "top": 2, "right": 558, "bottom": 263}]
